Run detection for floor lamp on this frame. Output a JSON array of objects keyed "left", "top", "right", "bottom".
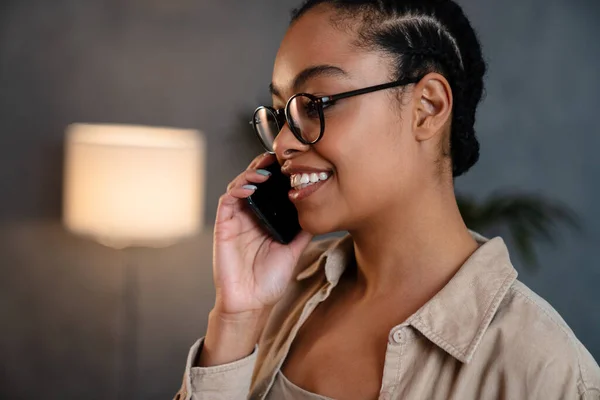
[{"left": 62, "top": 123, "right": 206, "bottom": 399}]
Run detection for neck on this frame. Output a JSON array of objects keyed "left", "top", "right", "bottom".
[{"left": 346, "top": 183, "right": 479, "bottom": 308}]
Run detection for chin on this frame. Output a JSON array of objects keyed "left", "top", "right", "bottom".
[{"left": 297, "top": 207, "right": 341, "bottom": 236}]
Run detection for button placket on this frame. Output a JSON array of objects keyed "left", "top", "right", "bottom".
[
  {"left": 379, "top": 328, "right": 406, "bottom": 400},
  {"left": 381, "top": 326, "right": 411, "bottom": 398}
]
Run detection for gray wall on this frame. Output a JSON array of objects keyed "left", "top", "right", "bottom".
[
  {"left": 456, "top": 0, "right": 600, "bottom": 360},
  {"left": 0, "top": 0, "right": 598, "bottom": 399}
]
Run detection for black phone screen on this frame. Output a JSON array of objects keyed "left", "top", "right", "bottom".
[{"left": 245, "top": 162, "right": 302, "bottom": 244}]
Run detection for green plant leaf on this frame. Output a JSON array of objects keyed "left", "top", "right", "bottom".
[{"left": 457, "top": 192, "right": 581, "bottom": 270}]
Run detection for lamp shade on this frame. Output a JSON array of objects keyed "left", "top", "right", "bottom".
[{"left": 62, "top": 123, "right": 205, "bottom": 249}]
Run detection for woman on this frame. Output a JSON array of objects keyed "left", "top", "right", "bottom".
[{"left": 175, "top": 1, "right": 600, "bottom": 399}]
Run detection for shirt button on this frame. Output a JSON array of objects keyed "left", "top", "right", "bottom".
[{"left": 392, "top": 330, "right": 403, "bottom": 344}]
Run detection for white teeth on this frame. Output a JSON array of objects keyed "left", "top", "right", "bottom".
[{"left": 290, "top": 171, "right": 331, "bottom": 189}]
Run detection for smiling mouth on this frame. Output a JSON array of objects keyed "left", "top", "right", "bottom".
[{"left": 290, "top": 171, "right": 331, "bottom": 190}]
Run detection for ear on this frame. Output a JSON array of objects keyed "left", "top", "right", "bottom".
[{"left": 412, "top": 72, "right": 453, "bottom": 142}]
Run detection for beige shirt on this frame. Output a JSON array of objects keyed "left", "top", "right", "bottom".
[
  {"left": 175, "top": 233, "right": 600, "bottom": 400},
  {"left": 271, "top": 370, "right": 333, "bottom": 399}
]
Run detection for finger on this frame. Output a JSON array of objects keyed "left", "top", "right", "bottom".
[
  {"left": 244, "top": 169, "right": 272, "bottom": 183},
  {"left": 218, "top": 153, "right": 277, "bottom": 224},
  {"left": 215, "top": 184, "right": 258, "bottom": 224},
  {"left": 226, "top": 167, "right": 272, "bottom": 192},
  {"left": 288, "top": 230, "right": 314, "bottom": 259},
  {"left": 250, "top": 152, "right": 277, "bottom": 170},
  {"left": 226, "top": 172, "right": 245, "bottom": 192},
  {"left": 225, "top": 153, "right": 275, "bottom": 192},
  {"left": 228, "top": 184, "right": 258, "bottom": 199},
  {"left": 215, "top": 193, "right": 239, "bottom": 224}
]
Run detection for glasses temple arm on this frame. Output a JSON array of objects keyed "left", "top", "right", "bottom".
[{"left": 322, "top": 77, "right": 422, "bottom": 105}]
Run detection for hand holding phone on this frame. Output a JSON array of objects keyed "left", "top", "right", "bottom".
[{"left": 211, "top": 154, "right": 313, "bottom": 320}]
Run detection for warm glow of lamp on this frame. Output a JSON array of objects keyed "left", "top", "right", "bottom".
[{"left": 63, "top": 123, "right": 205, "bottom": 249}]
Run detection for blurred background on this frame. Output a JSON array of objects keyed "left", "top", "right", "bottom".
[{"left": 0, "top": 0, "right": 598, "bottom": 399}]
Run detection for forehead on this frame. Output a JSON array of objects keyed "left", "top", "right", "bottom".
[{"left": 272, "top": 7, "right": 389, "bottom": 90}]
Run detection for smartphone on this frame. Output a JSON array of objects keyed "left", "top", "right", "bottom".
[{"left": 245, "top": 161, "right": 301, "bottom": 244}]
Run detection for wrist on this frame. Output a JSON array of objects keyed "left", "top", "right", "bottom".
[
  {"left": 210, "top": 306, "right": 267, "bottom": 323},
  {"left": 197, "top": 308, "right": 268, "bottom": 367}
]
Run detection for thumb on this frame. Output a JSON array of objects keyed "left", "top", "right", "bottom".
[{"left": 288, "top": 230, "right": 314, "bottom": 260}]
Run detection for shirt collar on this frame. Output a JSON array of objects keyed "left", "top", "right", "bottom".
[
  {"left": 407, "top": 234, "right": 517, "bottom": 363},
  {"left": 295, "top": 234, "right": 354, "bottom": 285},
  {"left": 295, "top": 231, "right": 518, "bottom": 364}
]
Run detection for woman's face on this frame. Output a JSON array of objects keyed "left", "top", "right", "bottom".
[{"left": 271, "top": 7, "right": 433, "bottom": 235}]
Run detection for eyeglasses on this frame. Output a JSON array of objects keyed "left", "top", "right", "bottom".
[{"left": 250, "top": 76, "right": 423, "bottom": 153}]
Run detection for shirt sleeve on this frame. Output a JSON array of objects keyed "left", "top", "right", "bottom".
[{"left": 173, "top": 337, "right": 258, "bottom": 400}]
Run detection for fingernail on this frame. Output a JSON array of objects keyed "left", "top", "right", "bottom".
[
  {"left": 242, "top": 184, "right": 257, "bottom": 191},
  {"left": 256, "top": 169, "right": 271, "bottom": 176}
]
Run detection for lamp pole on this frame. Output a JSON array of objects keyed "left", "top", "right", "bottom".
[{"left": 116, "top": 250, "right": 139, "bottom": 400}]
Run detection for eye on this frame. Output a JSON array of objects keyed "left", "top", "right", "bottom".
[
  {"left": 321, "top": 100, "right": 335, "bottom": 111},
  {"left": 303, "top": 100, "right": 317, "bottom": 118}
]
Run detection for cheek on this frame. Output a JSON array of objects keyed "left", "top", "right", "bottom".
[
  {"left": 317, "top": 103, "right": 418, "bottom": 210},
  {"left": 316, "top": 100, "right": 396, "bottom": 156},
  {"left": 327, "top": 101, "right": 416, "bottom": 174}
]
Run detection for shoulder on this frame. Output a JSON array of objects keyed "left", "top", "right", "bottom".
[{"left": 483, "top": 278, "right": 600, "bottom": 397}]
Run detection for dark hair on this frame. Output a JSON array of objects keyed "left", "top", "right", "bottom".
[{"left": 291, "top": 0, "right": 486, "bottom": 177}]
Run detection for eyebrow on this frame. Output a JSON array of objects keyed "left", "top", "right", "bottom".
[{"left": 269, "top": 65, "right": 347, "bottom": 98}]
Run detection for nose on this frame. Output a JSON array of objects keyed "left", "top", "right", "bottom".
[{"left": 272, "top": 121, "right": 311, "bottom": 162}]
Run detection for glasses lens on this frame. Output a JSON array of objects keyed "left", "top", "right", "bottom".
[
  {"left": 253, "top": 107, "right": 280, "bottom": 152},
  {"left": 288, "top": 95, "right": 322, "bottom": 144}
]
